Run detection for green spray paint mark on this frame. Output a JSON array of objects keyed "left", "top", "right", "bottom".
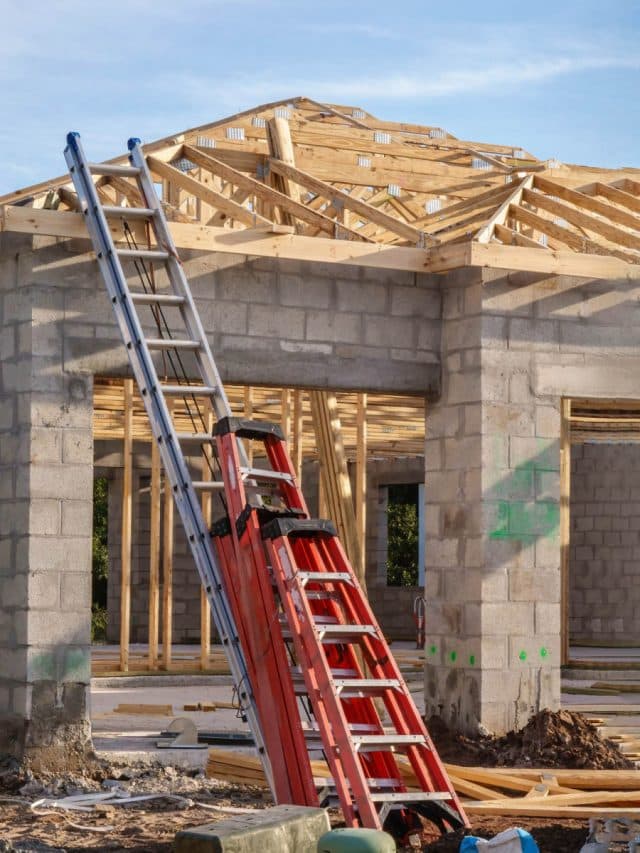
[
  {"left": 488, "top": 445, "right": 561, "bottom": 542},
  {"left": 450, "top": 651, "right": 457, "bottom": 663},
  {"left": 540, "top": 647, "right": 548, "bottom": 659},
  {"left": 429, "top": 645, "right": 437, "bottom": 655},
  {"left": 519, "top": 650, "right": 527, "bottom": 661},
  {"left": 469, "top": 655, "right": 476, "bottom": 666}
]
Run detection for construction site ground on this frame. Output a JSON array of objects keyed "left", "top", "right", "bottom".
[{"left": 1, "top": 644, "right": 639, "bottom": 851}]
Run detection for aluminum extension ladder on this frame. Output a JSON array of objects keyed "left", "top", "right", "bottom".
[{"left": 64, "top": 133, "right": 468, "bottom": 837}]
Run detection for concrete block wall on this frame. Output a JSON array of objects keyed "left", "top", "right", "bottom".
[
  {"left": 0, "top": 242, "right": 93, "bottom": 765},
  {"left": 425, "top": 268, "right": 640, "bottom": 735},
  {"left": 570, "top": 441, "right": 640, "bottom": 643}
]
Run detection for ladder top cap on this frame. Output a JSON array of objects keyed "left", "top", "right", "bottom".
[
  {"left": 261, "top": 517, "right": 337, "bottom": 541},
  {"left": 213, "top": 416, "right": 284, "bottom": 442},
  {"left": 66, "top": 131, "right": 80, "bottom": 145},
  {"left": 128, "top": 137, "right": 142, "bottom": 150}
]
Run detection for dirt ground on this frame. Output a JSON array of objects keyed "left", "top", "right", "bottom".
[{"left": 0, "top": 710, "right": 632, "bottom": 851}]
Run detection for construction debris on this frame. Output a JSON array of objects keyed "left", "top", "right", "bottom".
[
  {"left": 426, "top": 710, "right": 634, "bottom": 770},
  {"left": 206, "top": 748, "right": 640, "bottom": 820}
]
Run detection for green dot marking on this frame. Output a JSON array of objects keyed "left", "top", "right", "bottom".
[
  {"left": 429, "top": 645, "right": 437, "bottom": 655},
  {"left": 450, "top": 651, "right": 457, "bottom": 663},
  {"left": 469, "top": 655, "right": 476, "bottom": 666},
  {"left": 519, "top": 650, "right": 527, "bottom": 661},
  {"left": 540, "top": 647, "right": 548, "bottom": 658}
]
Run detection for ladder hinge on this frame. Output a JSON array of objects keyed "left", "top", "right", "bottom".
[{"left": 236, "top": 503, "right": 253, "bottom": 539}]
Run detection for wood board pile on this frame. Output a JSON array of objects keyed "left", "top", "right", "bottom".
[{"left": 206, "top": 748, "right": 640, "bottom": 819}]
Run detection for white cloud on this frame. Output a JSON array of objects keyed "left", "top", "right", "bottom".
[{"left": 203, "top": 53, "right": 640, "bottom": 104}]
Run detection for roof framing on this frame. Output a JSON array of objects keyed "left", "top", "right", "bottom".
[{"left": 2, "top": 95, "right": 640, "bottom": 280}]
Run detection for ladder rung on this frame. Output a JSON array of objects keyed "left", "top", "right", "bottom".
[
  {"left": 88, "top": 162, "right": 140, "bottom": 177},
  {"left": 146, "top": 338, "right": 201, "bottom": 350},
  {"left": 298, "top": 571, "right": 353, "bottom": 586},
  {"left": 161, "top": 384, "right": 218, "bottom": 396},
  {"left": 240, "top": 467, "right": 293, "bottom": 483},
  {"left": 102, "top": 205, "right": 154, "bottom": 219},
  {"left": 175, "top": 432, "right": 215, "bottom": 443},
  {"left": 370, "top": 791, "right": 451, "bottom": 803},
  {"left": 192, "top": 481, "right": 225, "bottom": 491},
  {"left": 352, "top": 734, "right": 426, "bottom": 752},
  {"left": 117, "top": 248, "right": 170, "bottom": 261},
  {"left": 130, "top": 293, "right": 185, "bottom": 305},
  {"left": 316, "top": 624, "right": 376, "bottom": 641},
  {"left": 334, "top": 679, "right": 400, "bottom": 698}
]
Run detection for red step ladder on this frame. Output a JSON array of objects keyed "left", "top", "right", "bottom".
[{"left": 213, "top": 416, "right": 469, "bottom": 836}]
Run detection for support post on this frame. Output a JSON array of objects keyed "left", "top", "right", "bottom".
[
  {"left": 292, "top": 389, "right": 304, "bottom": 483},
  {"left": 200, "top": 411, "right": 213, "bottom": 670},
  {"left": 119, "top": 378, "right": 133, "bottom": 672},
  {"left": 148, "top": 440, "right": 161, "bottom": 670},
  {"left": 560, "top": 397, "right": 571, "bottom": 665},
  {"left": 355, "top": 393, "right": 367, "bottom": 584},
  {"left": 162, "top": 401, "right": 174, "bottom": 671}
]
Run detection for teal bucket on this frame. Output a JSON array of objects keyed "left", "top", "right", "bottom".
[{"left": 317, "top": 828, "right": 396, "bottom": 852}]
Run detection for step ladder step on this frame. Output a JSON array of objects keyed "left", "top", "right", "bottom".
[
  {"left": 130, "top": 293, "right": 185, "bottom": 305},
  {"left": 160, "top": 384, "right": 218, "bottom": 396},
  {"left": 240, "top": 467, "right": 293, "bottom": 483},
  {"left": 352, "top": 734, "right": 426, "bottom": 752},
  {"left": 175, "top": 432, "right": 215, "bottom": 443},
  {"left": 102, "top": 205, "right": 154, "bottom": 219},
  {"left": 117, "top": 248, "right": 170, "bottom": 261},
  {"left": 146, "top": 338, "right": 201, "bottom": 350},
  {"left": 369, "top": 791, "right": 451, "bottom": 804},
  {"left": 88, "top": 162, "right": 140, "bottom": 177},
  {"left": 316, "top": 624, "right": 377, "bottom": 641},
  {"left": 192, "top": 481, "right": 225, "bottom": 491},
  {"left": 298, "top": 571, "right": 353, "bottom": 586},
  {"left": 334, "top": 679, "right": 400, "bottom": 698}
]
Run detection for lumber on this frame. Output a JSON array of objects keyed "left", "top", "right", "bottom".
[
  {"left": 162, "top": 400, "right": 175, "bottom": 671},
  {"left": 148, "top": 440, "right": 161, "bottom": 670},
  {"left": 113, "top": 703, "right": 173, "bottom": 715},
  {"left": 560, "top": 397, "right": 571, "bottom": 664},
  {"left": 310, "top": 390, "right": 362, "bottom": 585},
  {"left": 200, "top": 411, "right": 213, "bottom": 671},
  {"left": 355, "top": 393, "right": 367, "bottom": 583},
  {"left": 119, "top": 378, "right": 133, "bottom": 672}
]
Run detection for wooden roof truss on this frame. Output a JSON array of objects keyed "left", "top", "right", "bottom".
[{"left": 2, "top": 96, "right": 640, "bottom": 279}]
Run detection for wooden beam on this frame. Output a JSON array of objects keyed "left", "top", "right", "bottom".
[
  {"left": 162, "top": 401, "right": 174, "bottom": 670},
  {"left": 268, "top": 158, "right": 433, "bottom": 246},
  {"left": 0, "top": 205, "right": 456, "bottom": 273},
  {"left": 494, "top": 222, "right": 545, "bottom": 249},
  {"left": 147, "top": 155, "right": 272, "bottom": 229},
  {"left": 200, "top": 411, "right": 213, "bottom": 670},
  {"left": 310, "top": 391, "right": 362, "bottom": 587},
  {"left": 522, "top": 187, "right": 640, "bottom": 252},
  {"left": 281, "top": 389, "right": 292, "bottom": 441},
  {"left": 533, "top": 174, "right": 640, "bottom": 234},
  {"left": 183, "top": 144, "right": 371, "bottom": 241},
  {"left": 475, "top": 175, "right": 533, "bottom": 243},
  {"left": 292, "top": 390, "right": 304, "bottom": 481},
  {"left": 244, "top": 386, "right": 254, "bottom": 467},
  {"left": 119, "top": 378, "right": 133, "bottom": 672},
  {"left": 355, "top": 393, "right": 367, "bottom": 582},
  {"left": 469, "top": 241, "right": 640, "bottom": 279},
  {"left": 560, "top": 398, "right": 571, "bottom": 666},
  {"left": 148, "top": 440, "right": 161, "bottom": 670}
]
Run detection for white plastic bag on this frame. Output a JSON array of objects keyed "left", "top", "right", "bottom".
[{"left": 460, "top": 827, "right": 539, "bottom": 852}]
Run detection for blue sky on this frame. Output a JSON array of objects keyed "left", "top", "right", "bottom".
[{"left": 1, "top": 0, "right": 638, "bottom": 194}]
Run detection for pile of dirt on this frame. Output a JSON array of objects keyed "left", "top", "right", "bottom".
[{"left": 427, "top": 708, "right": 634, "bottom": 769}]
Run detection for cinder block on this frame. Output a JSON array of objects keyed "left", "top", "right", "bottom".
[
  {"left": 174, "top": 805, "right": 330, "bottom": 853},
  {"left": 336, "top": 280, "right": 387, "bottom": 313},
  {"left": 306, "top": 311, "right": 361, "bottom": 344}
]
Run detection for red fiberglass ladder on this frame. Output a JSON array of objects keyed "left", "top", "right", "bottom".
[
  {"left": 64, "top": 132, "right": 468, "bottom": 838},
  {"left": 212, "top": 417, "right": 468, "bottom": 835}
]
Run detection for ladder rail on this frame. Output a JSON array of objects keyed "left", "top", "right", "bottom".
[{"left": 64, "top": 132, "right": 273, "bottom": 792}]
